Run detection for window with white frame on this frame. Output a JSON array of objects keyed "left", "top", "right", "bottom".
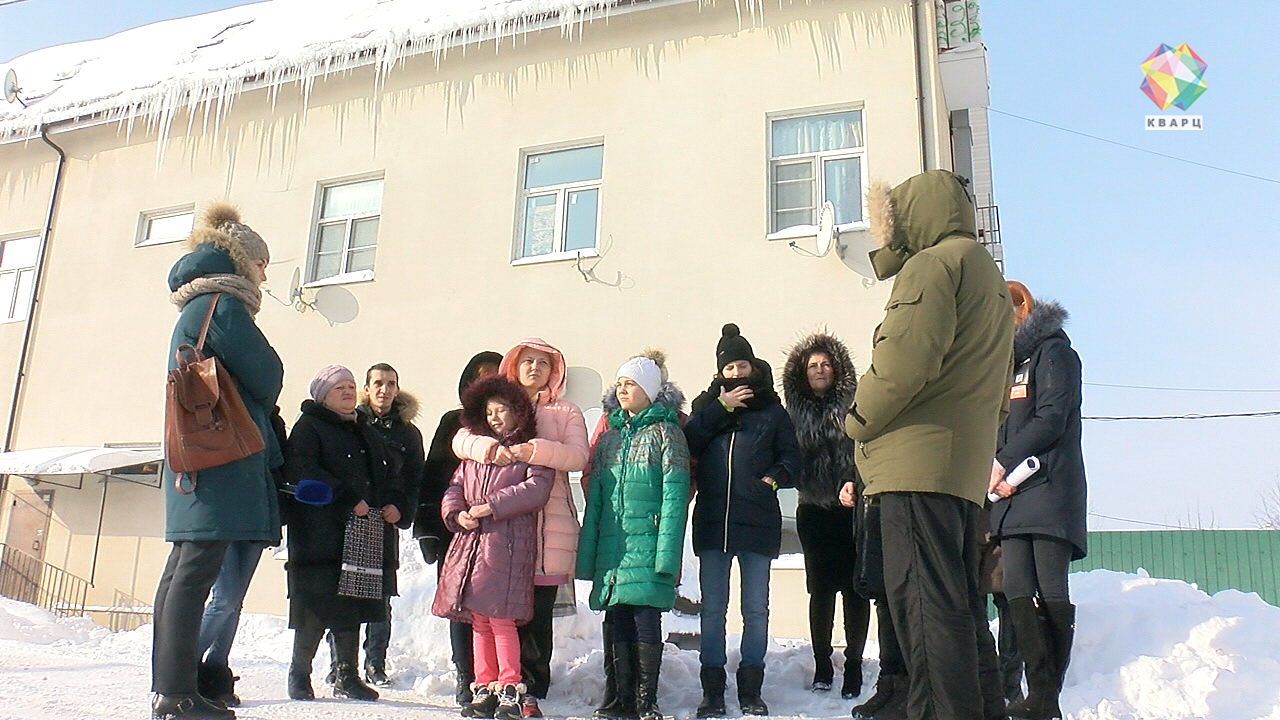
[
  {"left": 517, "top": 144, "right": 603, "bottom": 261},
  {"left": 768, "top": 110, "right": 866, "bottom": 234},
  {"left": 135, "top": 206, "right": 195, "bottom": 247},
  {"left": 310, "top": 177, "right": 383, "bottom": 283},
  {"left": 0, "top": 236, "right": 38, "bottom": 322}
]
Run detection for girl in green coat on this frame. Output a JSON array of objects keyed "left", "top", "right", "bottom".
[{"left": 576, "top": 356, "right": 691, "bottom": 720}]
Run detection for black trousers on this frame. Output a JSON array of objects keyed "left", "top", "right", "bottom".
[
  {"left": 999, "top": 535, "right": 1074, "bottom": 602},
  {"left": 519, "top": 584, "right": 558, "bottom": 698},
  {"left": 607, "top": 605, "right": 663, "bottom": 644},
  {"left": 152, "top": 540, "right": 229, "bottom": 694},
  {"left": 881, "top": 493, "right": 1002, "bottom": 720},
  {"left": 874, "top": 598, "right": 907, "bottom": 677}
]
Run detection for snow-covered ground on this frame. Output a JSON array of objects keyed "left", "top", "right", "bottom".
[{"left": 3, "top": 539, "right": 1280, "bottom": 720}]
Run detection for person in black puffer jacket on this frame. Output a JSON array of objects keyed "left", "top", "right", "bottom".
[
  {"left": 781, "top": 332, "right": 870, "bottom": 700},
  {"left": 987, "top": 282, "right": 1086, "bottom": 720},
  {"left": 283, "top": 365, "right": 411, "bottom": 704},
  {"left": 684, "top": 324, "right": 800, "bottom": 718}
]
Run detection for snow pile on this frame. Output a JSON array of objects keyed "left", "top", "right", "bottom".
[
  {"left": 0, "top": 0, "right": 755, "bottom": 141},
  {"left": 4, "top": 547, "right": 1280, "bottom": 718}
]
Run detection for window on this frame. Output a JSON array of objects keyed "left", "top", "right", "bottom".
[
  {"left": 135, "top": 206, "right": 194, "bottom": 247},
  {"left": 517, "top": 144, "right": 603, "bottom": 261},
  {"left": 310, "top": 177, "right": 383, "bottom": 283},
  {"left": 768, "top": 110, "right": 866, "bottom": 235},
  {"left": 0, "top": 236, "right": 38, "bottom": 322}
]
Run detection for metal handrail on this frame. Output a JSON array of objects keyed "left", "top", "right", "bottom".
[{"left": 0, "top": 542, "right": 89, "bottom": 618}]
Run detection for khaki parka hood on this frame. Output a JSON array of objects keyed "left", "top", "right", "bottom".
[{"left": 866, "top": 170, "right": 976, "bottom": 281}]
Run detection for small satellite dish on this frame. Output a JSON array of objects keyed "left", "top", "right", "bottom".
[
  {"left": 4, "top": 69, "right": 25, "bottom": 106},
  {"left": 288, "top": 267, "right": 302, "bottom": 302},
  {"left": 835, "top": 228, "right": 882, "bottom": 281},
  {"left": 814, "top": 201, "right": 837, "bottom": 257},
  {"left": 313, "top": 285, "right": 359, "bottom": 324}
]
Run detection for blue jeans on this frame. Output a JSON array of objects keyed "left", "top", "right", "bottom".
[
  {"left": 197, "top": 540, "right": 266, "bottom": 667},
  {"left": 699, "top": 549, "right": 772, "bottom": 669}
]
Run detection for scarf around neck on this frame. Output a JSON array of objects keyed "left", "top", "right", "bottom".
[{"left": 170, "top": 274, "right": 262, "bottom": 317}]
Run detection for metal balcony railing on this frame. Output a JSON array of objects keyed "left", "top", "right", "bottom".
[{"left": 975, "top": 204, "right": 1003, "bottom": 271}]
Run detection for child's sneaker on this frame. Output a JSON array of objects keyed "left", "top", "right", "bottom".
[
  {"left": 520, "top": 693, "right": 543, "bottom": 718},
  {"left": 494, "top": 683, "right": 525, "bottom": 720},
  {"left": 462, "top": 683, "right": 499, "bottom": 718}
]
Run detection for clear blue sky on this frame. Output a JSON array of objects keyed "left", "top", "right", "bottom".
[{"left": 5, "top": 1, "right": 1278, "bottom": 529}]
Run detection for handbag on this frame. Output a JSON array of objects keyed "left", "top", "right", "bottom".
[
  {"left": 338, "top": 507, "right": 385, "bottom": 600},
  {"left": 164, "top": 293, "right": 265, "bottom": 491}
]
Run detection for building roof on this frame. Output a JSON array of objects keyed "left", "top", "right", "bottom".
[{"left": 0, "top": 0, "right": 658, "bottom": 140}]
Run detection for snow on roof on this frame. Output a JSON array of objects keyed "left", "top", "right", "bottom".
[{"left": 0, "top": 0, "right": 691, "bottom": 141}]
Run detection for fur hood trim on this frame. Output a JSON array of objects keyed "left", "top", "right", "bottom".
[
  {"left": 187, "top": 203, "right": 257, "bottom": 283},
  {"left": 782, "top": 331, "right": 858, "bottom": 408},
  {"left": 1014, "top": 300, "right": 1069, "bottom": 363},
  {"left": 866, "top": 180, "right": 895, "bottom": 249},
  {"left": 358, "top": 389, "right": 420, "bottom": 423},
  {"left": 459, "top": 375, "right": 538, "bottom": 444}
]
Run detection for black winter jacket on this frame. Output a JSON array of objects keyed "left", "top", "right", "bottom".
[
  {"left": 357, "top": 393, "right": 424, "bottom": 571},
  {"left": 284, "top": 400, "right": 411, "bottom": 603},
  {"left": 685, "top": 363, "right": 801, "bottom": 558},
  {"left": 989, "top": 302, "right": 1088, "bottom": 560}
]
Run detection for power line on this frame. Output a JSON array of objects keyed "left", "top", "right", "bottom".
[
  {"left": 1084, "top": 411, "right": 1280, "bottom": 422},
  {"left": 1085, "top": 382, "right": 1280, "bottom": 393},
  {"left": 989, "top": 108, "right": 1280, "bottom": 186},
  {"left": 1088, "top": 512, "right": 1207, "bottom": 530}
]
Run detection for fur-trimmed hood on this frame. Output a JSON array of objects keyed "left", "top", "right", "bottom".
[
  {"left": 184, "top": 203, "right": 261, "bottom": 284},
  {"left": 782, "top": 332, "right": 859, "bottom": 507},
  {"left": 499, "top": 338, "right": 568, "bottom": 405},
  {"left": 864, "top": 170, "right": 976, "bottom": 281},
  {"left": 1014, "top": 300, "right": 1069, "bottom": 363},
  {"left": 358, "top": 390, "right": 420, "bottom": 424},
  {"left": 459, "top": 375, "right": 538, "bottom": 445}
]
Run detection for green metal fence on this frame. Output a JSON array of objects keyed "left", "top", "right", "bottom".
[{"left": 1070, "top": 530, "right": 1280, "bottom": 607}]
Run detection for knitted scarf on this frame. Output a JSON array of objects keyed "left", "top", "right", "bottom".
[{"left": 170, "top": 274, "right": 262, "bottom": 317}]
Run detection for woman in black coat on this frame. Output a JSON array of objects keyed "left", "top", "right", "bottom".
[
  {"left": 684, "top": 324, "right": 800, "bottom": 718},
  {"left": 284, "top": 365, "right": 410, "bottom": 703},
  {"left": 987, "top": 282, "right": 1086, "bottom": 720}
]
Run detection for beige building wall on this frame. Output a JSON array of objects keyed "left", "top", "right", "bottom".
[{"left": 0, "top": 0, "right": 951, "bottom": 635}]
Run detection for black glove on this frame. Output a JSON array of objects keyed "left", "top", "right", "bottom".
[{"left": 418, "top": 536, "right": 440, "bottom": 564}]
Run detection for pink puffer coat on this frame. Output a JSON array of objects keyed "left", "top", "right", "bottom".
[{"left": 452, "top": 338, "right": 587, "bottom": 584}]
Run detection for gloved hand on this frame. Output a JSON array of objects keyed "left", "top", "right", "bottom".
[{"left": 418, "top": 536, "right": 441, "bottom": 564}]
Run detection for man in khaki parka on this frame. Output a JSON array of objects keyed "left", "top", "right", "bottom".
[{"left": 844, "top": 170, "right": 1013, "bottom": 720}]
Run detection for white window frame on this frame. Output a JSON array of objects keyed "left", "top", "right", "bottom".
[
  {"left": 134, "top": 204, "right": 195, "bottom": 248},
  {"left": 0, "top": 235, "right": 39, "bottom": 324},
  {"left": 513, "top": 142, "right": 604, "bottom": 265},
  {"left": 306, "top": 174, "right": 384, "bottom": 287},
  {"left": 765, "top": 106, "right": 868, "bottom": 240}
]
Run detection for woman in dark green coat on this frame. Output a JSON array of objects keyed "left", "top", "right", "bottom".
[
  {"left": 153, "top": 203, "right": 283, "bottom": 720},
  {"left": 577, "top": 356, "right": 690, "bottom": 720}
]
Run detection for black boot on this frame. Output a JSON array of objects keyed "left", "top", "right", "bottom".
[
  {"left": 601, "top": 642, "right": 639, "bottom": 719},
  {"left": 365, "top": 660, "right": 389, "bottom": 686},
  {"left": 331, "top": 629, "right": 380, "bottom": 701},
  {"left": 151, "top": 693, "right": 235, "bottom": 720},
  {"left": 812, "top": 652, "right": 834, "bottom": 692},
  {"left": 850, "top": 673, "right": 906, "bottom": 720},
  {"left": 634, "top": 643, "right": 664, "bottom": 720},
  {"left": 593, "top": 617, "right": 621, "bottom": 719},
  {"left": 695, "top": 666, "right": 727, "bottom": 719},
  {"left": 810, "top": 592, "right": 836, "bottom": 692},
  {"left": 456, "top": 664, "right": 476, "bottom": 706},
  {"left": 323, "top": 631, "right": 337, "bottom": 685},
  {"left": 197, "top": 663, "right": 240, "bottom": 708},
  {"left": 839, "top": 660, "right": 862, "bottom": 701},
  {"left": 288, "top": 623, "right": 324, "bottom": 701},
  {"left": 1004, "top": 599, "right": 1060, "bottom": 720},
  {"left": 736, "top": 666, "right": 768, "bottom": 716}
]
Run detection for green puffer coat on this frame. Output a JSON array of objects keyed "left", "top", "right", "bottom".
[{"left": 576, "top": 402, "right": 690, "bottom": 610}]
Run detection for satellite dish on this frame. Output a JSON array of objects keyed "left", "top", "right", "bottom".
[
  {"left": 835, "top": 228, "right": 882, "bottom": 282},
  {"left": 288, "top": 267, "right": 302, "bottom": 302},
  {"left": 313, "top": 285, "right": 359, "bottom": 324},
  {"left": 4, "top": 69, "right": 25, "bottom": 106},
  {"left": 814, "top": 201, "right": 837, "bottom": 257}
]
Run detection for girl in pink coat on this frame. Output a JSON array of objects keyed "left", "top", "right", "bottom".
[
  {"left": 434, "top": 376, "right": 553, "bottom": 720},
  {"left": 452, "top": 337, "right": 588, "bottom": 713}
]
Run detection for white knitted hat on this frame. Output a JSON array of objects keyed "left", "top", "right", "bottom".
[{"left": 615, "top": 356, "right": 662, "bottom": 405}]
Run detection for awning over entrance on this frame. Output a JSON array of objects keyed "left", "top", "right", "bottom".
[{"left": 0, "top": 446, "right": 163, "bottom": 488}]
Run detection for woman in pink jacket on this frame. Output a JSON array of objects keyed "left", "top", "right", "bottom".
[{"left": 453, "top": 338, "right": 588, "bottom": 715}]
